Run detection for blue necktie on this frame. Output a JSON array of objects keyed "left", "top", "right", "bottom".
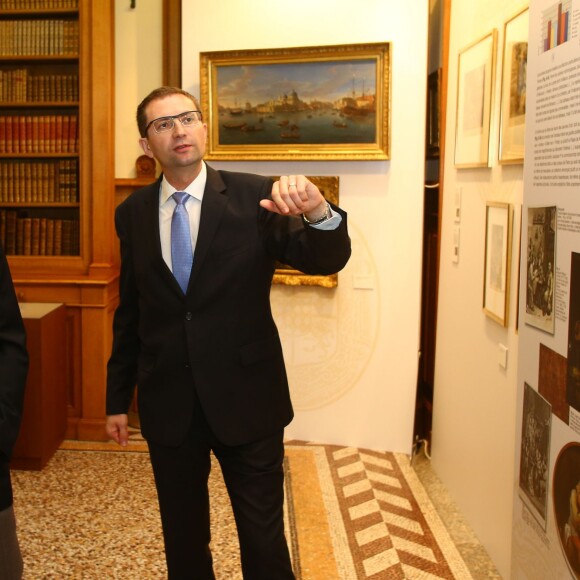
[{"left": 171, "top": 191, "right": 193, "bottom": 293}]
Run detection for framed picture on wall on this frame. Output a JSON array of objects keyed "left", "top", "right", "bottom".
[
  {"left": 271, "top": 176, "right": 339, "bottom": 288},
  {"left": 199, "top": 43, "right": 391, "bottom": 161},
  {"left": 499, "top": 7, "right": 529, "bottom": 164},
  {"left": 483, "top": 202, "right": 512, "bottom": 326},
  {"left": 454, "top": 30, "right": 497, "bottom": 168}
]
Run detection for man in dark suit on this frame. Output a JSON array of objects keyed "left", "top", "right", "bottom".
[
  {"left": 106, "top": 86, "right": 351, "bottom": 579},
  {"left": 0, "top": 245, "right": 29, "bottom": 580}
]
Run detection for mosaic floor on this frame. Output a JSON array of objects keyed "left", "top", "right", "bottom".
[{"left": 10, "top": 439, "right": 501, "bottom": 579}]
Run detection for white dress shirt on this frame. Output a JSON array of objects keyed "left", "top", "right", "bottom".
[
  {"left": 159, "top": 163, "right": 207, "bottom": 272},
  {"left": 159, "top": 162, "right": 341, "bottom": 272}
]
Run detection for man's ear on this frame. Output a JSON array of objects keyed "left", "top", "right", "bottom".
[{"left": 139, "top": 137, "right": 154, "bottom": 157}]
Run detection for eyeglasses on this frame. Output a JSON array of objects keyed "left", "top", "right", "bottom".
[{"left": 145, "top": 110, "right": 203, "bottom": 134}]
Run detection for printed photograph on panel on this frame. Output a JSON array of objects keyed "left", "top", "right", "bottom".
[
  {"left": 568, "top": 253, "right": 580, "bottom": 413},
  {"left": 519, "top": 382, "right": 552, "bottom": 528},
  {"left": 539, "top": 343, "right": 569, "bottom": 424},
  {"left": 552, "top": 442, "right": 580, "bottom": 578},
  {"left": 525, "top": 206, "right": 557, "bottom": 333}
]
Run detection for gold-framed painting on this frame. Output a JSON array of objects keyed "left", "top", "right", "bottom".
[
  {"left": 483, "top": 202, "right": 512, "bottom": 326},
  {"left": 272, "top": 176, "right": 339, "bottom": 288},
  {"left": 454, "top": 30, "right": 497, "bottom": 168},
  {"left": 200, "top": 43, "right": 390, "bottom": 161},
  {"left": 499, "top": 7, "right": 529, "bottom": 164}
]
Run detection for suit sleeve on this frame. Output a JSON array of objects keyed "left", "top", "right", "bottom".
[
  {"left": 260, "top": 190, "right": 352, "bottom": 276},
  {"left": 0, "top": 247, "right": 29, "bottom": 461},
  {"left": 106, "top": 205, "right": 140, "bottom": 415}
]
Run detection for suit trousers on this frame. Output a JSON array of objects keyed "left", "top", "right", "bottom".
[
  {"left": 0, "top": 504, "right": 23, "bottom": 580},
  {"left": 147, "top": 394, "right": 295, "bottom": 580}
]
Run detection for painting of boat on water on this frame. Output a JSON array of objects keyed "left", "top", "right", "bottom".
[{"left": 200, "top": 43, "right": 390, "bottom": 160}]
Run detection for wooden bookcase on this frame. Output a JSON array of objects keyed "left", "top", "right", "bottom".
[{"left": 0, "top": 0, "right": 118, "bottom": 441}]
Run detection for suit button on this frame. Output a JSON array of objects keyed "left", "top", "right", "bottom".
[{"left": 185, "top": 312, "right": 193, "bottom": 321}]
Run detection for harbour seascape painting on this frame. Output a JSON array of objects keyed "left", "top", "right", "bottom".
[
  {"left": 217, "top": 60, "right": 377, "bottom": 145},
  {"left": 200, "top": 43, "right": 390, "bottom": 160}
]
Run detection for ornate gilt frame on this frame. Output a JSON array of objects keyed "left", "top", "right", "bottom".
[
  {"left": 200, "top": 43, "right": 390, "bottom": 161},
  {"left": 272, "top": 176, "right": 339, "bottom": 288}
]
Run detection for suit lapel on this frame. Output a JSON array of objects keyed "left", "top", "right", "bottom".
[
  {"left": 139, "top": 178, "right": 184, "bottom": 295},
  {"left": 188, "top": 166, "right": 228, "bottom": 290}
]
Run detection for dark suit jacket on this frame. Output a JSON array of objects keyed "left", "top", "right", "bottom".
[
  {"left": 0, "top": 247, "right": 29, "bottom": 511},
  {"left": 106, "top": 166, "right": 351, "bottom": 447}
]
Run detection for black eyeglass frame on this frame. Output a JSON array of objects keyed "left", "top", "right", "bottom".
[{"left": 145, "top": 110, "right": 203, "bottom": 134}]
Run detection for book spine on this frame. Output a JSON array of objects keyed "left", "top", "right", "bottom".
[
  {"left": 5, "top": 211, "right": 17, "bottom": 255},
  {"left": 46, "top": 219, "right": 54, "bottom": 256},
  {"left": 31, "top": 217, "right": 40, "bottom": 255},
  {"left": 39, "top": 218, "right": 47, "bottom": 256},
  {"left": 0, "top": 210, "right": 5, "bottom": 252},
  {"left": 54, "top": 219, "right": 62, "bottom": 256}
]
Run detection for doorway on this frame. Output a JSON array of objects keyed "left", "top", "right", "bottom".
[{"left": 413, "top": 0, "right": 450, "bottom": 455}]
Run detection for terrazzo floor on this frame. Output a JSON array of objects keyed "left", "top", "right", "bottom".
[
  {"left": 412, "top": 449, "right": 502, "bottom": 579},
  {"left": 10, "top": 439, "right": 502, "bottom": 579}
]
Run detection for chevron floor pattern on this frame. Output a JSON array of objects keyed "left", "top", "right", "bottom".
[
  {"left": 284, "top": 444, "right": 474, "bottom": 579},
  {"left": 11, "top": 436, "right": 498, "bottom": 579}
]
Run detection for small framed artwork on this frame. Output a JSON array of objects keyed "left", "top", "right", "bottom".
[
  {"left": 499, "top": 7, "right": 529, "bottom": 164},
  {"left": 525, "top": 206, "right": 557, "bottom": 334},
  {"left": 454, "top": 30, "right": 497, "bottom": 168},
  {"left": 426, "top": 69, "right": 441, "bottom": 159},
  {"left": 272, "top": 176, "right": 339, "bottom": 288},
  {"left": 200, "top": 43, "right": 390, "bottom": 161},
  {"left": 483, "top": 202, "right": 512, "bottom": 326}
]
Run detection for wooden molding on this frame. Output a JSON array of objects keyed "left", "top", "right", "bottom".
[{"left": 163, "top": 0, "right": 182, "bottom": 87}]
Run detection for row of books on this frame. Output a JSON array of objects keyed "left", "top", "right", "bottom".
[
  {"left": 0, "top": 0, "right": 78, "bottom": 8},
  {"left": 0, "top": 159, "right": 77, "bottom": 203},
  {"left": 0, "top": 69, "right": 78, "bottom": 103},
  {"left": 0, "top": 210, "right": 79, "bottom": 256},
  {"left": 0, "top": 20, "right": 79, "bottom": 56},
  {"left": 0, "top": 114, "right": 78, "bottom": 153}
]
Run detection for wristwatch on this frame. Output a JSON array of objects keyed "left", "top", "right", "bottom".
[{"left": 302, "top": 202, "right": 331, "bottom": 225}]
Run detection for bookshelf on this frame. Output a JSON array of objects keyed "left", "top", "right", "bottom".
[
  {"left": 1, "top": 0, "right": 118, "bottom": 441},
  {"left": 0, "top": 1, "right": 80, "bottom": 257}
]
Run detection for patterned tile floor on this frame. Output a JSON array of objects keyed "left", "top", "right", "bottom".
[{"left": 12, "top": 437, "right": 502, "bottom": 579}]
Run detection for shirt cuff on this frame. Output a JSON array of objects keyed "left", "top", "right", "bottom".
[{"left": 308, "top": 206, "right": 342, "bottom": 231}]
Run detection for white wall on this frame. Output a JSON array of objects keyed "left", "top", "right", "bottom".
[
  {"left": 431, "top": 0, "right": 526, "bottom": 576},
  {"left": 180, "top": 0, "right": 427, "bottom": 453},
  {"left": 115, "top": 0, "right": 163, "bottom": 177}
]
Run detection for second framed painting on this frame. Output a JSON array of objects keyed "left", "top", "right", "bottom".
[
  {"left": 200, "top": 43, "right": 391, "bottom": 161},
  {"left": 499, "top": 7, "right": 529, "bottom": 164},
  {"left": 455, "top": 30, "right": 497, "bottom": 168}
]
